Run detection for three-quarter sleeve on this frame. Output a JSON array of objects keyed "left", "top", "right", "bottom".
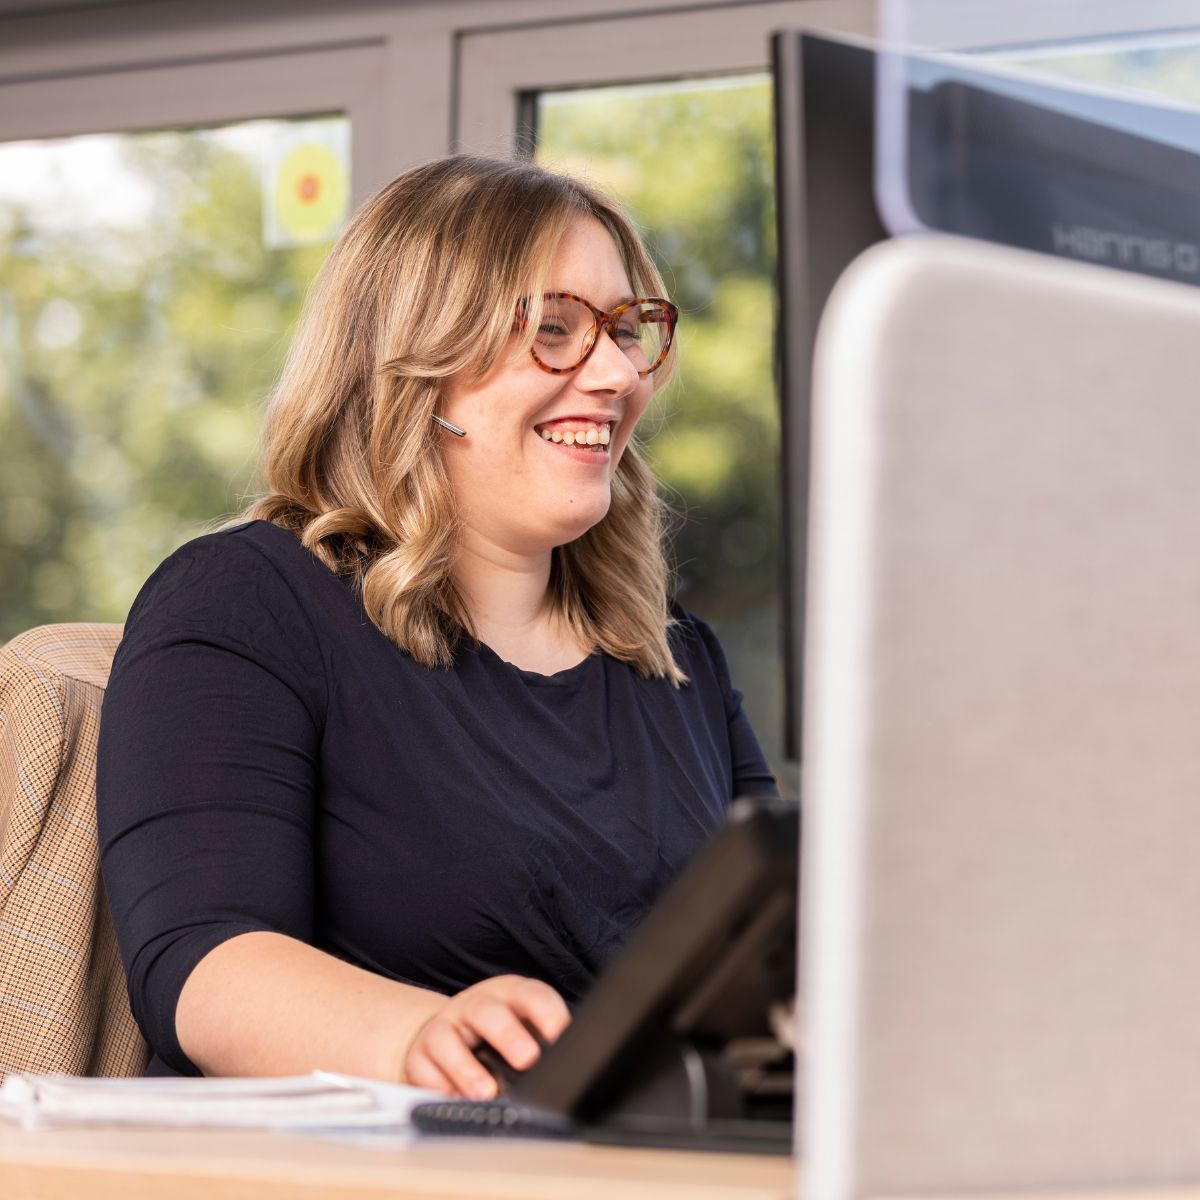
[
  {"left": 97, "top": 532, "right": 328, "bottom": 1074},
  {"left": 682, "top": 610, "right": 780, "bottom": 799}
]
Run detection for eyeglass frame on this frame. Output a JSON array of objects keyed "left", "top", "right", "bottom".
[{"left": 515, "top": 291, "right": 679, "bottom": 377}]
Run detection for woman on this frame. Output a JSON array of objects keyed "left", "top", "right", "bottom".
[{"left": 97, "top": 155, "right": 777, "bottom": 1098}]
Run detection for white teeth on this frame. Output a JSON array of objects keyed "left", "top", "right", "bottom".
[{"left": 538, "top": 422, "right": 613, "bottom": 448}]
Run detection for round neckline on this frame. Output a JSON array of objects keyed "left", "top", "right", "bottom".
[
  {"left": 475, "top": 639, "right": 601, "bottom": 684},
  {"left": 232, "top": 523, "right": 601, "bottom": 684}
]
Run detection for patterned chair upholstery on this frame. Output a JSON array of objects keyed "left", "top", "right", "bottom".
[{"left": 0, "top": 623, "right": 148, "bottom": 1080}]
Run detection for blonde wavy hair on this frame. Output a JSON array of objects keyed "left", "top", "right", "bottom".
[{"left": 235, "top": 155, "right": 685, "bottom": 683}]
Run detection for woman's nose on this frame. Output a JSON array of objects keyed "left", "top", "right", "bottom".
[{"left": 577, "top": 324, "right": 641, "bottom": 395}]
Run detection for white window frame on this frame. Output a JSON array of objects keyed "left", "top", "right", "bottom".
[
  {"left": 453, "top": 0, "right": 875, "bottom": 156},
  {"left": 0, "top": 1, "right": 876, "bottom": 191},
  {"left": 0, "top": 43, "right": 389, "bottom": 206},
  {"left": 7, "top": 0, "right": 1182, "bottom": 187}
]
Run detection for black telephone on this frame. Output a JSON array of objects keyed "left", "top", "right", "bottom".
[{"left": 412, "top": 797, "right": 799, "bottom": 1154}]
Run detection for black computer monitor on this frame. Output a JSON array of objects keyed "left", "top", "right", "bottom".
[
  {"left": 771, "top": 29, "right": 1200, "bottom": 767},
  {"left": 772, "top": 31, "right": 887, "bottom": 766}
]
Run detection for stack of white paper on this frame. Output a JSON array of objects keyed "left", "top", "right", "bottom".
[{"left": 0, "top": 1070, "right": 441, "bottom": 1132}]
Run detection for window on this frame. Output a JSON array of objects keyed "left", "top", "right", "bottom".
[
  {"left": 0, "top": 37, "right": 384, "bottom": 640},
  {"left": 0, "top": 116, "right": 350, "bottom": 637},
  {"left": 536, "top": 76, "right": 783, "bottom": 768}
]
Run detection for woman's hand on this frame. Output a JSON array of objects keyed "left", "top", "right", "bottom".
[{"left": 402, "top": 975, "right": 571, "bottom": 1099}]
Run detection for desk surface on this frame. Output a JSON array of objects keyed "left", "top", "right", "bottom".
[
  {"left": 0, "top": 1123, "right": 796, "bottom": 1200},
  {"left": 5, "top": 1124, "right": 1200, "bottom": 1200}
]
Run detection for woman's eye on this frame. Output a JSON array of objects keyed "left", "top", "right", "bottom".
[{"left": 538, "top": 323, "right": 569, "bottom": 339}]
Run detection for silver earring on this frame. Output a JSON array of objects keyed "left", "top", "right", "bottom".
[{"left": 432, "top": 413, "right": 467, "bottom": 438}]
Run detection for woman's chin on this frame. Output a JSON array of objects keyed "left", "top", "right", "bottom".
[{"left": 548, "top": 495, "right": 611, "bottom": 548}]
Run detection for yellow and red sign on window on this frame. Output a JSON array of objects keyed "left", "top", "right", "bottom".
[{"left": 263, "top": 120, "right": 350, "bottom": 249}]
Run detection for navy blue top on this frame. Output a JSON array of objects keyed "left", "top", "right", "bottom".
[{"left": 96, "top": 520, "right": 777, "bottom": 1075}]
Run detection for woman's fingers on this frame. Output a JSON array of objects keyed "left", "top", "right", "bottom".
[
  {"left": 402, "top": 1047, "right": 456, "bottom": 1095},
  {"left": 419, "top": 1017, "right": 498, "bottom": 1100},
  {"left": 501, "top": 976, "right": 573, "bottom": 1044},
  {"left": 400, "top": 976, "right": 574, "bottom": 1099},
  {"left": 462, "top": 997, "right": 544, "bottom": 1071}
]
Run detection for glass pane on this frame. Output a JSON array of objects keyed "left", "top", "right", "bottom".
[
  {"left": 0, "top": 115, "right": 349, "bottom": 642},
  {"left": 999, "top": 32, "right": 1200, "bottom": 101},
  {"left": 536, "top": 77, "right": 784, "bottom": 775}
]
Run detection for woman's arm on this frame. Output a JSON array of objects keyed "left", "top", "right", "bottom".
[
  {"left": 176, "top": 931, "right": 570, "bottom": 1096},
  {"left": 683, "top": 610, "right": 780, "bottom": 798},
  {"left": 99, "top": 532, "right": 569, "bottom": 1090}
]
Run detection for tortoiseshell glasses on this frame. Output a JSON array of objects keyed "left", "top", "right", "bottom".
[{"left": 515, "top": 292, "right": 679, "bottom": 377}]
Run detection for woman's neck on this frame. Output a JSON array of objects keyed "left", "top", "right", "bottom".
[{"left": 453, "top": 537, "right": 588, "bottom": 674}]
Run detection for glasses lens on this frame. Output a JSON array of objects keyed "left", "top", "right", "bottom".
[
  {"left": 531, "top": 296, "right": 597, "bottom": 370},
  {"left": 526, "top": 296, "right": 675, "bottom": 373},
  {"left": 613, "top": 302, "right": 673, "bottom": 374}
]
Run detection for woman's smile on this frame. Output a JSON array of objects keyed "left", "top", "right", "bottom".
[{"left": 534, "top": 416, "right": 615, "bottom": 465}]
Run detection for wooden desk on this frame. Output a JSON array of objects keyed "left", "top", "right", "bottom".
[
  {"left": 7, "top": 1126, "right": 1200, "bottom": 1200},
  {"left": 0, "top": 1123, "right": 795, "bottom": 1200}
]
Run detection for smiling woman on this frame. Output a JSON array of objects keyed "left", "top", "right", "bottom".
[
  {"left": 240, "top": 158, "right": 682, "bottom": 681},
  {"left": 95, "top": 154, "right": 778, "bottom": 1096}
]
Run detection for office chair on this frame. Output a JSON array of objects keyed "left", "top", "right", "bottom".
[{"left": 0, "top": 623, "right": 148, "bottom": 1080}]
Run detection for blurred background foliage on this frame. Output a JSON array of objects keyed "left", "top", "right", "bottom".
[
  {"left": 0, "top": 83, "right": 788, "bottom": 768},
  {"left": 0, "top": 120, "right": 332, "bottom": 638}
]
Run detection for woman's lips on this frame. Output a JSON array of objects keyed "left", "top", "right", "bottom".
[
  {"left": 534, "top": 428, "right": 611, "bottom": 464},
  {"left": 534, "top": 420, "right": 612, "bottom": 448}
]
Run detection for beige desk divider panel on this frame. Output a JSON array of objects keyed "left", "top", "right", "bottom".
[{"left": 802, "top": 235, "right": 1200, "bottom": 1200}]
